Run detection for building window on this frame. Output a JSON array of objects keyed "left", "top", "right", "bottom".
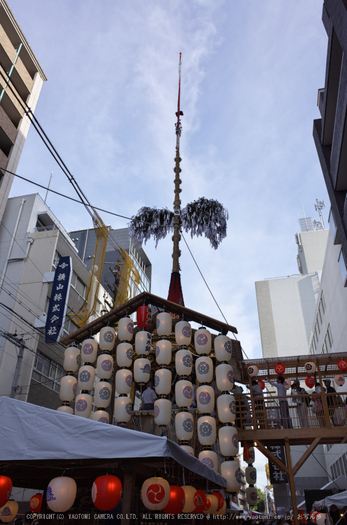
[
  {"left": 326, "top": 324, "right": 333, "bottom": 349},
  {"left": 32, "top": 351, "right": 64, "bottom": 392},
  {"left": 338, "top": 249, "right": 347, "bottom": 286},
  {"left": 71, "top": 271, "right": 86, "bottom": 298}
]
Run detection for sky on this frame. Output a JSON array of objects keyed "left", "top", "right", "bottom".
[{"left": 7, "top": 0, "right": 330, "bottom": 492}]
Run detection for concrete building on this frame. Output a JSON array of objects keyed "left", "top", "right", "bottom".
[
  {"left": 0, "top": 193, "right": 111, "bottom": 410},
  {"left": 0, "top": 0, "right": 46, "bottom": 222}
]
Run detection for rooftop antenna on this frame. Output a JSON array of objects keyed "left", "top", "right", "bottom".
[{"left": 314, "top": 199, "right": 326, "bottom": 229}]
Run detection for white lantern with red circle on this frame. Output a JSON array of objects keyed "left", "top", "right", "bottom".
[
  {"left": 219, "top": 425, "right": 238, "bottom": 457},
  {"left": 194, "top": 328, "right": 211, "bottom": 355},
  {"left": 217, "top": 393, "right": 236, "bottom": 424},
  {"left": 97, "top": 354, "right": 114, "bottom": 379},
  {"left": 246, "top": 466, "right": 257, "bottom": 485},
  {"left": 305, "top": 361, "right": 316, "bottom": 374},
  {"left": 92, "top": 474, "right": 122, "bottom": 510},
  {"left": 181, "top": 485, "right": 196, "bottom": 513},
  {"left": 135, "top": 331, "right": 152, "bottom": 355},
  {"left": 335, "top": 374, "right": 345, "bottom": 386},
  {"left": 154, "top": 398, "right": 172, "bottom": 426},
  {"left": 175, "top": 411, "right": 194, "bottom": 440},
  {"left": 134, "top": 358, "right": 150, "bottom": 385},
  {"left": 155, "top": 339, "right": 172, "bottom": 365},
  {"left": 197, "top": 415, "right": 217, "bottom": 446},
  {"left": 180, "top": 444, "right": 194, "bottom": 455},
  {"left": 114, "top": 396, "right": 132, "bottom": 423},
  {"left": 196, "top": 385, "right": 215, "bottom": 413},
  {"left": 198, "top": 450, "right": 218, "bottom": 472},
  {"left": 118, "top": 317, "right": 134, "bottom": 341},
  {"left": 246, "top": 486, "right": 258, "bottom": 506},
  {"left": 154, "top": 369, "right": 172, "bottom": 395},
  {"left": 175, "top": 380, "right": 193, "bottom": 408},
  {"left": 221, "top": 458, "right": 242, "bottom": 492},
  {"left": 94, "top": 381, "right": 112, "bottom": 408},
  {"left": 248, "top": 365, "right": 258, "bottom": 377},
  {"left": 81, "top": 338, "right": 98, "bottom": 363},
  {"left": 78, "top": 365, "right": 95, "bottom": 391},
  {"left": 74, "top": 393, "right": 92, "bottom": 418},
  {"left": 216, "top": 363, "right": 234, "bottom": 392},
  {"left": 141, "top": 477, "right": 170, "bottom": 510},
  {"left": 0, "top": 476, "right": 12, "bottom": 508},
  {"left": 46, "top": 476, "right": 77, "bottom": 512},
  {"left": 214, "top": 334, "right": 232, "bottom": 362},
  {"left": 92, "top": 410, "right": 109, "bottom": 423},
  {"left": 116, "top": 343, "right": 133, "bottom": 368},
  {"left": 0, "top": 500, "right": 18, "bottom": 523},
  {"left": 156, "top": 312, "right": 172, "bottom": 337},
  {"left": 99, "top": 327, "right": 116, "bottom": 352},
  {"left": 175, "top": 349, "right": 193, "bottom": 376},
  {"left": 63, "top": 346, "right": 80, "bottom": 372},
  {"left": 175, "top": 320, "right": 192, "bottom": 346},
  {"left": 115, "top": 369, "right": 132, "bottom": 394},
  {"left": 195, "top": 356, "right": 213, "bottom": 383},
  {"left": 203, "top": 494, "right": 219, "bottom": 514},
  {"left": 59, "top": 375, "right": 77, "bottom": 402},
  {"left": 57, "top": 405, "right": 73, "bottom": 414}
]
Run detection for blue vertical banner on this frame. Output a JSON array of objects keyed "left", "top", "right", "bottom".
[{"left": 45, "top": 256, "right": 73, "bottom": 343}]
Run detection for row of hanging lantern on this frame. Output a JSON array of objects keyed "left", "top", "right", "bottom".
[
  {"left": 114, "top": 316, "right": 134, "bottom": 424},
  {"left": 244, "top": 445, "right": 257, "bottom": 506},
  {"left": 154, "top": 312, "right": 173, "bottom": 427}
]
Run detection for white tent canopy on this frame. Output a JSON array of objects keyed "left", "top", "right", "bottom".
[
  {"left": 0, "top": 397, "right": 226, "bottom": 487},
  {"left": 313, "top": 490, "right": 347, "bottom": 511}
]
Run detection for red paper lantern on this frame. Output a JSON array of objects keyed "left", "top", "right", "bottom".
[
  {"left": 338, "top": 359, "right": 347, "bottom": 371},
  {"left": 29, "top": 493, "right": 43, "bottom": 513},
  {"left": 275, "top": 363, "right": 285, "bottom": 375},
  {"left": 162, "top": 485, "right": 185, "bottom": 515},
  {"left": 193, "top": 489, "right": 207, "bottom": 513},
  {"left": 0, "top": 476, "right": 12, "bottom": 508},
  {"left": 305, "top": 376, "right": 315, "bottom": 388},
  {"left": 92, "top": 475, "right": 122, "bottom": 511},
  {"left": 137, "top": 306, "right": 151, "bottom": 329},
  {"left": 212, "top": 491, "right": 225, "bottom": 511},
  {"left": 258, "top": 380, "right": 265, "bottom": 390}
]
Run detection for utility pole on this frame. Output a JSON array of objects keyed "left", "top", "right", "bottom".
[{"left": 2, "top": 332, "right": 26, "bottom": 398}]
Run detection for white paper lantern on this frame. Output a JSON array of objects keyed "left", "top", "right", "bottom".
[
  {"left": 203, "top": 494, "right": 218, "bottom": 515},
  {"left": 155, "top": 339, "right": 172, "bottom": 365},
  {"left": 197, "top": 415, "right": 217, "bottom": 446},
  {"left": 57, "top": 405, "right": 73, "bottom": 414},
  {"left": 78, "top": 365, "right": 95, "bottom": 391},
  {"left": 214, "top": 500, "right": 227, "bottom": 516},
  {"left": 220, "top": 458, "right": 242, "bottom": 492},
  {"left": 214, "top": 334, "right": 232, "bottom": 362},
  {"left": 118, "top": 317, "right": 134, "bottom": 342},
  {"left": 194, "top": 328, "right": 212, "bottom": 355},
  {"left": 81, "top": 338, "right": 98, "bottom": 363},
  {"left": 94, "top": 381, "right": 112, "bottom": 408},
  {"left": 154, "top": 369, "right": 172, "bottom": 395},
  {"left": 335, "top": 374, "right": 345, "bottom": 386},
  {"left": 180, "top": 444, "right": 194, "bottom": 455},
  {"left": 195, "top": 356, "right": 214, "bottom": 383},
  {"left": 217, "top": 394, "right": 236, "bottom": 424},
  {"left": 196, "top": 385, "right": 215, "bottom": 413},
  {"left": 181, "top": 486, "right": 196, "bottom": 513},
  {"left": 247, "top": 446, "right": 255, "bottom": 465},
  {"left": 97, "top": 354, "right": 114, "bottom": 379},
  {"left": 0, "top": 500, "right": 18, "bottom": 523},
  {"left": 246, "top": 466, "right": 257, "bottom": 485},
  {"left": 63, "top": 346, "right": 80, "bottom": 372},
  {"left": 246, "top": 486, "right": 258, "bottom": 506},
  {"left": 59, "top": 375, "right": 77, "bottom": 402},
  {"left": 175, "top": 320, "right": 192, "bottom": 346},
  {"left": 114, "top": 396, "right": 133, "bottom": 423},
  {"left": 92, "top": 410, "right": 109, "bottom": 423},
  {"left": 141, "top": 477, "right": 170, "bottom": 510},
  {"left": 248, "top": 365, "right": 259, "bottom": 377},
  {"left": 116, "top": 342, "right": 133, "bottom": 368},
  {"left": 216, "top": 363, "right": 234, "bottom": 392},
  {"left": 175, "top": 380, "right": 193, "bottom": 408},
  {"left": 135, "top": 331, "right": 152, "bottom": 355},
  {"left": 305, "top": 361, "right": 316, "bottom": 375},
  {"left": 46, "top": 477, "right": 77, "bottom": 512},
  {"left": 198, "top": 450, "right": 218, "bottom": 472},
  {"left": 115, "top": 369, "right": 133, "bottom": 394},
  {"left": 156, "top": 312, "right": 172, "bottom": 336},
  {"left": 154, "top": 398, "right": 172, "bottom": 426},
  {"left": 175, "top": 411, "right": 194, "bottom": 441},
  {"left": 134, "top": 358, "right": 151, "bottom": 384},
  {"left": 74, "top": 393, "right": 93, "bottom": 418},
  {"left": 99, "top": 326, "right": 116, "bottom": 351},
  {"left": 175, "top": 349, "right": 193, "bottom": 377},
  {"left": 219, "top": 426, "right": 238, "bottom": 457}
]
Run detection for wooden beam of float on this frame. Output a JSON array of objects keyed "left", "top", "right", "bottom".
[{"left": 61, "top": 291, "right": 238, "bottom": 346}]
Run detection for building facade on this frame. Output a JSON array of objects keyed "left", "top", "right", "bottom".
[{"left": 0, "top": 0, "right": 47, "bottom": 222}]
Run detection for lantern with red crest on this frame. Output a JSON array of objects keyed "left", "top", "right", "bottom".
[
  {"left": 338, "top": 360, "right": 347, "bottom": 371},
  {"left": 0, "top": 476, "right": 12, "bottom": 508},
  {"left": 141, "top": 477, "right": 170, "bottom": 511},
  {"left": 258, "top": 380, "right": 265, "bottom": 390},
  {"left": 193, "top": 489, "right": 207, "bottom": 513},
  {"left": 92, "top": 475, "right": 122, "bottom": 511},
  {"left": 137, "top": 306, "right": 151, "bottom": 329},
  {"left": 29, "top": 493, "right": 43, "bottom": 513},
  {"left": 305, "top": 376, "right": 315, "bottom": 388},
  {"left": 275, "top": 363, "right": 285, "bottom": 375},
  {"left": 162, "top": 485, "right": 185, "bottom": 515}
]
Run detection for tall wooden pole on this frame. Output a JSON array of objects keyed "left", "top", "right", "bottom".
[{"left": 172, "top": 52, "right": 183, "bottom": 274}]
